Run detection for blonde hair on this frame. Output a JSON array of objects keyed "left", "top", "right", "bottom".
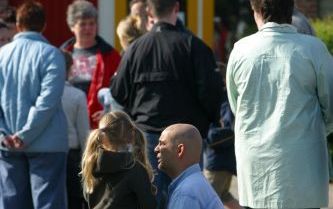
[
  {"left": 81, "top": 111, "right": 136, "bottom": 193},
  {"left": 116, "top": 15, "right": 144, "bottom": 50},
  {"left": 133, "top": 128, "right": 154, "bottom": 182},
  {"left": 81, "top": 111, "right": 155, "bottom": 194}
]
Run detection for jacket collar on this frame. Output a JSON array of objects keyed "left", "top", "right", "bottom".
[
  {"left": 152, "top": 21, "right": 178, "bottom": 32},
  {"left": 259, "top": 22, "right": 297, "bottom": 34},
  {"left": 61, "top": 35, "right": 113, "bottom": 53},
  {"left": 93, "top": 148, "right": 135, "bottom": 177},
  {"left": 13, "top": 31, "right": 49, "bottom": 43}
]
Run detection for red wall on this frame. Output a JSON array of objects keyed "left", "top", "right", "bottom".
[{"left": 9, "top": 0, "right": 98, "bottom": 47}]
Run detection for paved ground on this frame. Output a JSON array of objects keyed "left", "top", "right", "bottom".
[{"left": 229, "top": 177, "right": 333, "bottom": 209}]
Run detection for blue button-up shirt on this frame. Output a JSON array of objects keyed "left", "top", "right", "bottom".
[{"left": 167, "top": 164, "right": 224, "bottom": 209}]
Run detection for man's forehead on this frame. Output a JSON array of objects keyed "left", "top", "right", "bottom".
[{"left": 160, "top": 129, "right": 173, "bottom": 142}]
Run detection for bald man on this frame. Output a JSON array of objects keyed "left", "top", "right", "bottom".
[{"left": 155, "top": 124, "right": 224, "bottom": 209}]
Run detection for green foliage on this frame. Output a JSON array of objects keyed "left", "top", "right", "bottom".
[{"left": 311, "top": 16, "right": 333, "bottom": 54}]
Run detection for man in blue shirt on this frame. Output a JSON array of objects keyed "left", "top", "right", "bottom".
[{"left": 155, "top": 124, "right": 224, "bottom": 209}]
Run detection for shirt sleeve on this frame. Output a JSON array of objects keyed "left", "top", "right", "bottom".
[
  {"left": 110, "top": 50, "right": 132, "bottom": 109},
  {"left": 191, "top": 37, "right": 224, "bottom": 123},
  {"left": 226, "top": 48, "right": 238, "bottom": 115},
  {"left": 76, "top": 92, "right": 89, "bottom": 150},
  {"left": 16, "top": 48, "right": 66, "bottom": 145},
  {"left": 315, "top": 42, "right": 333, "bottom": 135},
  {"left": 167, "top": 195, "right": 201, "bottom": 209},
  {"left": 0, "top": 66, "right": 7, "bottom": 135},
  {"left": 0, "top": 107, "right": 7, "bottom": 135}
]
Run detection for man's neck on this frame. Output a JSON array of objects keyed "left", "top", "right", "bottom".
[{"left": 154, "top": 15, "right": 177, "bottom": 26}]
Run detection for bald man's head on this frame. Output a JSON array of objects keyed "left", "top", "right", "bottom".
[
  {"left": 155, "top": 124, "right": 202, "bottom": 178},
  {"left": 166, "top": 124, "right": 202, "bottom": 160}
]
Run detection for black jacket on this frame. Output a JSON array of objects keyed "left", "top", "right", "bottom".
[
  {"left": 110, "top": 22, "right": 223, "bottom": 137},
  {"left": 85, "top": 149, "right": 156, "bottom": 209}
]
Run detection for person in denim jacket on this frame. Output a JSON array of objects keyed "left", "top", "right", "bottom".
[{"left": 0, "top": 2, "right": 68, "bottom": 208}]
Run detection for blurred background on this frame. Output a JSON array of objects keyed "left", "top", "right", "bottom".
[{"left": 1, "top": 0, "right": 332, "bottom": 53}]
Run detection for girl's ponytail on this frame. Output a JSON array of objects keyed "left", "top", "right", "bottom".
[{"left": 81, "top": 129, "right": 102, "bottom": 194}]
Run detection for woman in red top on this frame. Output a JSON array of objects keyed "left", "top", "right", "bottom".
[{"left": 61, "top": 0, "right": 121, "bottom": 129}]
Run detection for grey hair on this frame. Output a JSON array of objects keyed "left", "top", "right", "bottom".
[{"left": 66, "top": 0, "right": 98, "bottom": 28}]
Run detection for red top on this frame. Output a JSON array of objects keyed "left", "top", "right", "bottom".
[{"left": 62, "top": 37, "right": 121, "bottom": 128}]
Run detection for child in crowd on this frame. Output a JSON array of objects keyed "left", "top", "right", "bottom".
[
  {"left": 62, "top": 51, "right": 90, "bottom": 209},
  {"left": 117, "top": 15, "right": 144, "bottom": 51},
  {"left": 81, "top": 111, "right": 156, "bottom": 209}
]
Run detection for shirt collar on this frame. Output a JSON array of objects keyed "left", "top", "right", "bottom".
[
  {"left": 259, "top": 22, "right": 297, "bottom": 34},
  {"left": 13, "top": 31, "right": 49, "bottom": 44},
  {"left": 151, "top": 21, "right": 178, "bottom": 33},
  {"left": 168, "top": 164, "right": 201, "bottom": 195}
]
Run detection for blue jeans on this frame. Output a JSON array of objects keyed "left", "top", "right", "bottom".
[
  {"left": 144, "top": 132, "right": 171, "bottom": 209},
  {"left": 0, "top": 151, "right": 67, "bottom": 209}
]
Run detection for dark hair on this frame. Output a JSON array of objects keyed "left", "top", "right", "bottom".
[
  {"left": 0, "top": 6, "right": 16, "bottom": 24},
  {"left": 250, "top": 0, "right": 294, "bottom": 24},
  {"left": 147, "top": 0, "right": 177, "bottom": 18},
  {"left": 17, "top": 1, "right": 45, "bottom": 32}
]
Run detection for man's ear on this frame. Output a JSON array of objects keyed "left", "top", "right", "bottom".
[{"left": 177, "top": 143, "right": 185, "bottom": 158}]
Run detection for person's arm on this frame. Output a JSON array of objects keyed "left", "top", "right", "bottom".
[
  {"left": 0, "top": 69, "right": 11, "bottom": 147},
  {"left": 110, "top": 51, "right": 132, "bottom": 109},
  {"left": 191, "top": 38, "right": 224, "bottom": 123},
  {"left": 0, "top": 67, "right": 8, "bottom": 136},
  {"left": 315, "top": 42, "right": 333, "bottom": 135},
  {"left": 0, "top": 107, "right": 7, "bottom": 136},
  {"left": 226, "top": 49, "right": 238, "bottom": 115},
  {"left": 76, "top": 91, "right": 90, "bottom": 150},
  {"left": 16, "top": 48, "right": 66, "bottom": 146}
]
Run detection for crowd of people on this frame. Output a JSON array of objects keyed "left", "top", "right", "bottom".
[{"left": 0, "top": 0, "right": 332, "bottom": 209}]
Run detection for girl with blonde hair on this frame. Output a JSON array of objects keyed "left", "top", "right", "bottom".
[
  {"left": 116, "top": 15, "right": 144, "bottom": 51},
  {"left": 81, "top": 111, "right": 156, "bottom": 209}
]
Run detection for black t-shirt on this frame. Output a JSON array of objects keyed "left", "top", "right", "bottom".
[{"left": 69, "top": 44, "right": 99, "bottom": 94}]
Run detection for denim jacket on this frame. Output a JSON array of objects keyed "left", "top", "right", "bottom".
[{"left": 0, "top": 32, "right": 67, "bottom": 152}]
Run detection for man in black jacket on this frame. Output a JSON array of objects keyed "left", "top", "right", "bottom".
[{"left": 110, "top": 0, "right": 223, "bottom": 207}]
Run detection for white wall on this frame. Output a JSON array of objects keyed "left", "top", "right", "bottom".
[{"left": 98, "top": 0, "right": 114, "bottom": 45}]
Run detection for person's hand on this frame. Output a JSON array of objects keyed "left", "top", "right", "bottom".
[
  {"left": 1, "top": 135, "right": 14, "bottom": 148},
  {"left": 1, "top": 135, "right": 24, "bottom": 149},
  {"left": 11, "top": 135, "right": 24, "bottom": 149},
  {"left": 92, "top": 110, "right": 104, "bottom": 122}
]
